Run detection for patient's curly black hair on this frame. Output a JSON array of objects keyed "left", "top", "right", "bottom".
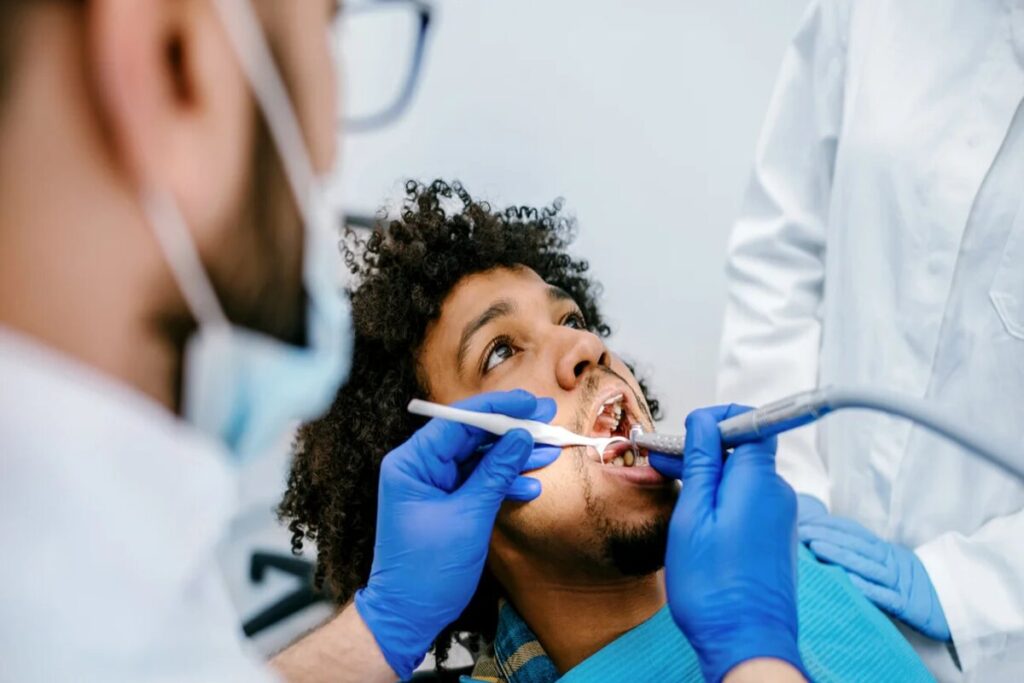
[{"left": 278, "top": 179, "right": 659, "bottom": 676}]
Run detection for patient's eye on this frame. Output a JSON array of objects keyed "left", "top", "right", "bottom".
[
  {"left": 562, "top": 311, "right": 587, "bottom": 330},
  {"left": 483, "top": 337, "right": 517, "bottom": 373}
]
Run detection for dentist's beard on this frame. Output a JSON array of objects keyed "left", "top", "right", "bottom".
[{"left": 208, "top": 115, "right": 308, "bottom": 346}]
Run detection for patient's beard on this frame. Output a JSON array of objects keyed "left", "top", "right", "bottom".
[
  {"left": 600, "top": 515, "right": 670, "bottom": 576},
  {"left": 576, "top": 448, "right": 674, "bottom": 577},
  {"left": 567, "top": 374, "right": 672, "bottom": 577}
]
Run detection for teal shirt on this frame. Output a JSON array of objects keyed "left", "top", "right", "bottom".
[{"left": 464, "top": 548, "right": 934, "bottom": 682}]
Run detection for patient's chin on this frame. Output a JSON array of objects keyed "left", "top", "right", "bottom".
[{"left": 603, "top": 516, "right": 669, "bottom": 577}]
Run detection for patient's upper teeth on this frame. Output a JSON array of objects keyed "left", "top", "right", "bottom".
[{"left": 612, "top": 456, "right": 624, "bottom": 467}]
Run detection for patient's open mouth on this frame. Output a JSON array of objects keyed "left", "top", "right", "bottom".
[{"left": 588, "top": 390, "right": 650, "bottom": 468}]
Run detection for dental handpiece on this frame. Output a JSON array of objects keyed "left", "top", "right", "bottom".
[
  {"left": 629, "top": 388, "right": 828, "bottom": 455},
  {"left": 629, "top": 386, "right": 1024, "bottom": 482}
]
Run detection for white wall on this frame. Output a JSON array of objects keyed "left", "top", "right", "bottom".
[{"left": 340, "top": 0, "right": 808, "bottom": 427}]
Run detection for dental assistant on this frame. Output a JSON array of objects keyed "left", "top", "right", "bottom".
[
  {"left": 718, "top": 0, "right": 1024, "bottom": 679},
  {"left": 0, "top": 1, "right": 803, "bottom": 682}
]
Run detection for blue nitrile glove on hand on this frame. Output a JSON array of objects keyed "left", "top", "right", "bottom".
[
  {"left": 663, "top": 405, "right": 807, "bottom": 683},
  {"left": 795, "top": 493, "right": 828, "bottom": 524},
  {"left": 796, "top": 494, "right": 951, "bottom": 641},
  {"left": 354, "top": 390, "right": 558, "bottom": 679}
]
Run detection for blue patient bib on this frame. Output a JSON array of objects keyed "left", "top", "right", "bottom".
[{"left": 465, "top": 548, "right": 935, "bottom": 682}]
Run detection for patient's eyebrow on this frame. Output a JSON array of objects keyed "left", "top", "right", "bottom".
[
  {"left": 547, "top": 285, "right": 574, "bottom": 303},
  {"left": 457, "top": 299, "right": 517, "bottom": 374}
]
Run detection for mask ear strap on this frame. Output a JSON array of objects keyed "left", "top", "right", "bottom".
[
  {"left": 210, "top": 0, "right": 320, "bottom": 228},
  {"left": 142, "top": 186, "right": 229, "bottom": 327}
]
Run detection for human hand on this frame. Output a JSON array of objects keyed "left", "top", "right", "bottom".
[
  {"left": 796, "top": 493, "right": 828, "bottom": 523},
  {"left": 649, "top": 451, "right": 683, "bottom": 479},
  {"left": 798, "top": 512, "right": 951, "bottom": 641},
  {"left": 469, "top": 439, "right": 560, "bottom": 502},
  {"left": 354, "top": 390, "right": 556, "bottom": 679},
  {"left": 665, "top": 405, "right": 806, "bottom": 683}
]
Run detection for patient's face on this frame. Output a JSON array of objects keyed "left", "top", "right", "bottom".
[{"left": 419, "top": 266, "right": 676, "bottom": 579}]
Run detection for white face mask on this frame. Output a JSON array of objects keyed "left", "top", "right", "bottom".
[{"left": 142, "top": 0, "right": 352, "bottom": 461}]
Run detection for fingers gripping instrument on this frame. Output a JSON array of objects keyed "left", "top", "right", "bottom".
[{"left": 630, "top": 386, "right": 1024, "bottom": 482}]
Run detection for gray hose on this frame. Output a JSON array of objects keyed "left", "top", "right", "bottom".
[
  {"left": 645, "top": 386, "right": 1024, "bottom": 482},
  {"left": 820, "top": 387, "right": 1023, "bottom": 481}
]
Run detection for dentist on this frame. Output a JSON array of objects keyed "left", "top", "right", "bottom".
[{"left": 0, "top": 1, "right": 803, "bottom": 681}]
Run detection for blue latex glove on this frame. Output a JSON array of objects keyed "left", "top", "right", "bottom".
[
  {"left": 474, "top": 443, "right": 561, "bottom": 501},
  {"left": 798, "top": 512, "right": 951, "bottom": 641},
  {"left": 665, "top": 405, "right": 807, "bottom": 683},
  {"left": 796, "top": 492, "right": 829, "bottom": 524},
  {"left": 648, "top": 451, "right": 682, "bottom": 480},
  {"left": 355, "top": 390, "right": 557, "bottom": 679}
]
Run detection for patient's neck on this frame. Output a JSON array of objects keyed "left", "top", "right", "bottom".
[{"left": 489, "top": 550, "right": 666, "bottom": 674}]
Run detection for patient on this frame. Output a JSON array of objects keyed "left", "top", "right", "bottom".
[{"left": 280, "top": 180, "right": 932, "bottom": 682}]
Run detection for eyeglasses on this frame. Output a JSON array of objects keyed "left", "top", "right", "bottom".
[{"left": 333, "top": 0, "right": 433, "bottom": 132}]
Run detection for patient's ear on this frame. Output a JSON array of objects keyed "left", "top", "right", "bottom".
[{"left": 88, "top": 0, "right": 254, "bottom": 244}]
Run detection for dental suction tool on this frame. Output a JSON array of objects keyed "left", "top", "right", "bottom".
[{"left": 629, "top": 386, "right": 1024, "bottom": 482}]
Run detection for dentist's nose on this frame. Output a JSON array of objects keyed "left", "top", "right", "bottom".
[{"left": 556, "top": 331, "right": 610, "bottom": 391}]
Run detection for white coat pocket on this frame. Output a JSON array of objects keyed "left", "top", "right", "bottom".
[{"left": 990, "top": 216, "right": 1024, "bottom": 340}]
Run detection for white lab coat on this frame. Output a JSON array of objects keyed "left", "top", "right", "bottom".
[
  {"left": 0, "top": 328, "right": 279, "bottom": 682},
  {"left": 717, "top": 1, "right": 1024, "bottom": 680}
]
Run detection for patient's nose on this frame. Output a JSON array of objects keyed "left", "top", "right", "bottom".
[{"left": 556, "top": 331, "right": 610, "bottom": 390}]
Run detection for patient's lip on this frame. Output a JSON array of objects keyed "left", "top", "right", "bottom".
[{"left": 599, "top": 456, "right": 667, "bottom": 486}]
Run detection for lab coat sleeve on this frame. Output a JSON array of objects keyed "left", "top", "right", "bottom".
[
  {"left": 716, "top": 0, "right": 850, "bottom": 506},
  {"left": 916, "top": 508, "right": 1024, "bottom": 679},
  {"left": 0, "top": 436, "right": 284, "bottom": 683}
]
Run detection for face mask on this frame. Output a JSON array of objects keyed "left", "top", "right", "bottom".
[{"left": 142, "top": 0, "right": 352, "bottom": 461}]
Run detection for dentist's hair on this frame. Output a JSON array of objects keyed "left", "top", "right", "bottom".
[{"left": 279, "top": 179, "right": 659, "bottom": 674}]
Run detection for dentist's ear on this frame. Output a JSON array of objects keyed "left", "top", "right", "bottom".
[{"left": 88, "top": 0, "right": 255, "bottom": 247}]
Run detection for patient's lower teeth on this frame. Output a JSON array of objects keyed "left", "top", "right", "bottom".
[
  {"left": 612, "top": 456, "right": 624, "bottom": 467},
  {"left": 623, "top": 449, "right": 636, "bottom": 467}
]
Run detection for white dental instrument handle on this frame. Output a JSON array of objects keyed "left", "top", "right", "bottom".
[
  {"left": 635, "top": 386, "right": 1024, "bottom": 483},
  {"left": 408, "top": 398, "right": 524, "bottom": 435},
  {"left": 406, "top": 398, "right": 589, "bottom": 448}
]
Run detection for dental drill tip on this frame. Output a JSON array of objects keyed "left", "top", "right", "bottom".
[{"left": 629, "top": 424, "right": 643, "bottom": 449}]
